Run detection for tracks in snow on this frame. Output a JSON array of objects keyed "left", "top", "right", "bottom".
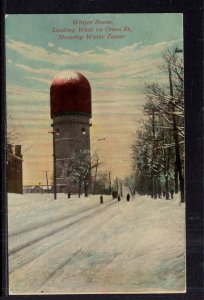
[
  {"left": 9, "top": 199, "right": 120, "bottom": 293},
  {"left": 9, "top": 202, "right": 102, "bottom": 238},
  {"left": 9, "top": 199, "right": 118, "bottom": 274}
]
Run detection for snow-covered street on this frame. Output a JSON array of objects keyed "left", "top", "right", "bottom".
[{"left": 8, "top": 193, "right": 185, "bottom": 294}]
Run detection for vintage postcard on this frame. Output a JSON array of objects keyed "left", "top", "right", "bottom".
[{"left": 6, "top": 13, "right": 185, "bottom": 294}]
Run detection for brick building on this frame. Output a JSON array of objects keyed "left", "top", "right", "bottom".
[{"left": 7, "top": 144, "right": 23, "bottom": 194}]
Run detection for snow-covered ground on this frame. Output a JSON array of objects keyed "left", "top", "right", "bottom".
[{"left": 8, "top": 193, "right": 185, "bottom": 294}]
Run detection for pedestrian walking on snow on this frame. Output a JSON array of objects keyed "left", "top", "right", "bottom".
[
  {"left": 127, "top": 193, "right": 130, "bottom": 202},
  {"left": 100, "top": 194, "right": 103, "bottom": 204},
  {"left": 170, "top": 189, "right": 174, "bottom": 199},
  {"left": 118, "top": 195, "right": 121, "bottom": 202}
]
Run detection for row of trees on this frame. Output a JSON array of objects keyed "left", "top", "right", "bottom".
[
  {"left": 130, "top": 48, "right": 184, "bottom": 202},
  {"left": 94, "top": 173, "right": 123, "bottom": 197},
  {"left": 60, "top": 149, "right": 123, "bottom": 197}
]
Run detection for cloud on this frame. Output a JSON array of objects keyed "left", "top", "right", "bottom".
[
  {"left": 6, "top": 84, "right": 48, "bottom": 100},
  {"left": 15, "top": 63, "right": 57, "bottom": 76},
  {"left": 9, "top": 39, "right": 182, "bottom": 99},
  {"left": 48, "top": 42, "right": 55, "bottom": 48},
  {"left": 7, "top": 37, "right": 181, "bottom": 70},
  {"left": 26, "top": 76, "right": 51, "bottom": 85}
]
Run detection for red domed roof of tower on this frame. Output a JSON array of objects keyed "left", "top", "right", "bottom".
[{"left": 50, "top": 71, "right": 91, "bottom": 118}]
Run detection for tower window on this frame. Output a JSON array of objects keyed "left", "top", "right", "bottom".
[{"left": 81, "top": 127, "right": 86, "bottom": 135}]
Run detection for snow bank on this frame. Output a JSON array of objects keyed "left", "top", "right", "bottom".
[{"left": 8, "top": 193, "right": 185, "bottom": 294}]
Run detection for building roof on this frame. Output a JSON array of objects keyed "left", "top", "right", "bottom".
[
  {"left": 7, "top": 152, "right": 23, "bottom": 161},
  {"left": 50, "top": 71, "right": 92, "bottom": 118}
]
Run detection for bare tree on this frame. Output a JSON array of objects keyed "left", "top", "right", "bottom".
[
  {"left": 119, "top": 179, "right": 123, "bottom": 197},
  {"left": 124, "top": 174, "right": 137, "bottom": 196},
  {"left": 131, "top": 47, "right": 184, "bottom": 202},
  {"left": 92, "top": 155, "right": 99, "bottom": 195},
  {"left": 108, "top": 171, "right": 112, "bottom": 194},
  {"left": 95, "top": 172, "right": 109, "bottom": 194},
  {"left": 61, "top": 150, "right": 99, "bottom": 197},
  {"left": 145, "top": 49, "right": 184, "bottom": 202}
]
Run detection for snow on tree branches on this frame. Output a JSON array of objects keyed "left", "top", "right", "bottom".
[{"left": 131, "top": 47, "right": 184, "bottom": 202}]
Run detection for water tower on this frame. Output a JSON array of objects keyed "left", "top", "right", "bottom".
[{"left": 50, "top": 71, "right": 92, "bottom": 194}]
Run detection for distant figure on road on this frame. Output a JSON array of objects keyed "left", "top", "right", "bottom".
[
  {"left": 170, "top": 189, "right": 174, "bottom": 199},
  {"left": 126, "top": 193, "right": 130, "bottom": 202},
  {"left": 117, "top": 195, "right": 121, "bottom": 202},
  {"left": 112, "top": 191, "right": 118, "bottom": 199},
  {"left": 67, "top": 192, "right": 71, "bottom": 199},
  {"left": 162, "top": 191, "right": 166, "bottom": 198},
  {"left": 100, "top": 194, "right": 103, "bottom": 204}
]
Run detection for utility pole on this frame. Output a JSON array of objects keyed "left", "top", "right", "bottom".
[
  {"left": 53, "top": 132, "right": 57, "bottom": 200},
  {"left": 145, "top": 103, "right": 157, "bottom": 199},
  {"left": 93, "top": 156, "right": 99, "bottom": 195},
  {"left": 115, "top": 177, "right": 119, "bottom": 194},
  {"left": 49, "top": 127, "right": 59, "bottom": 200},
  {"left": 119, "top": 180, "right": 123, "bottom": 197},
  {"left": 108, "top": 172, "right": 112, "bottom": 195},
  {"left": 44, "top": 171, "right": 49, "bottom": 193}
]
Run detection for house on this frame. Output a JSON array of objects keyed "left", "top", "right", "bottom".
[{"left": 7, "top": 144, "right": 23, "bottom": 194}]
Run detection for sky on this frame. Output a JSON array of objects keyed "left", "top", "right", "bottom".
[{"left": 6, "top": 14, "right": 183, "bottom": 185}]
